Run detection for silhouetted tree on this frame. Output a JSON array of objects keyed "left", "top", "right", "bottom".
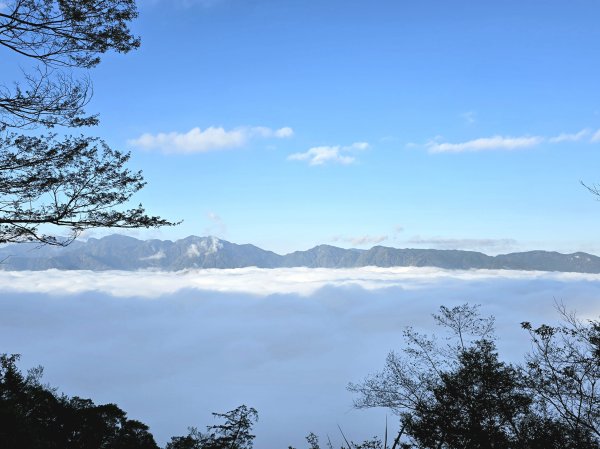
[
  {"left": 402, "top": 340, "right": 530, "bottom": 448},
  {"left": 0, "top": 0, "right": 139, "bottom": 129},
  {"left": 0, "top": 133, "right": 173, "bottom": 245},
  {"left": 306, "top": 432, "right": 321, "bottom": 449},
  {"left": 289, "top": 432, "right": 382, "bottom": 449},
  {"left": 0, "top": 1, "right": 174, "bottom": 245},
  {"left": 349, "top": 305, "right": 496, "bottom": 415},
  {"left": 165, "top": 431, "right": 203, "bottom": 449},
  {"left": 166, "top": 405, "right": 258, "bottom": 449},
  {"left": 522, "top": 304, "right": 600, "bottom": 441},
  {"left": 0, "top": 353, "right": 159, "bottom": 449},
  {"left": 349, "top": 304, "right": 599, "bottom": 449}
]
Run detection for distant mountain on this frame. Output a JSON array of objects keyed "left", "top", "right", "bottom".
[{"left": 0, "top": 235, "right": 599, "bottom": 273}]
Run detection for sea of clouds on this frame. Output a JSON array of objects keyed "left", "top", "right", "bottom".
[{"left": 1, "top": 267, "right": 600, "bottom": 447}]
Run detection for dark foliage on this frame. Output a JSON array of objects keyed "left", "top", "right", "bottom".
[
  {"left": 1, "top": 354, "right": 260, "bottom": 449},
  {"left": 402, "top": 340, "right": 530, "bottom": 449},
  {"left": 349, "top": 304, "right": 600, "bottom": 449},
  {"left": 0, "top": 133, "right": 173, "bottom": 245},
  {"left": 522, "top": 305, "right": 600, "bottom": 441},
  {"left": 0, "top": 354, "right": 159, "bottom": 449},
  {"left": 0, "top": 0, "right": 139, "bottom": 129},
  {"left": 166, "top": 405, "right": 258, "bottom": 449}
]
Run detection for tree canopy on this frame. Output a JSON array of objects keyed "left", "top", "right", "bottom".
[
  {"left": 0, "top": 0, "right": 174, "bottom": 245},
  {"left": 0, "top": 0, "right": 139, "bottom": 129},
  {"left": 349, "top": 304, "right": 600, "bottom": 449},
  {"left": 522, "top": 306, "right": 600, "bottom": 443},
  {"left": 0, "top": 354, "right": 159, "bottom": 449},
  {"left": 165, "top": 406, "right": 259, "bottom": 449},
  {"left": 0, "top": 354, "right": 259, "bottom": 449}
]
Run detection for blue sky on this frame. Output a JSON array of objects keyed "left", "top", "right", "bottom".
[{"left": 69, "top": 0, "right": 600, "bottom": 254}]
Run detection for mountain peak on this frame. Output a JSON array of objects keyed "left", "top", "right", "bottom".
[
  {"left": 185, "top": 236, "right": 223, "bottom": 258},
  {"left": 0, "top": 235, "right": 599, "bottom": 273}
]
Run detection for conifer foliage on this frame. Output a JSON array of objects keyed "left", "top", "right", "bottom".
[{"left": 0, "top": 1, "right": 174, "bottom": 245}]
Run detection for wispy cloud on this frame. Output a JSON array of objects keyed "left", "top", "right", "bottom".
[
  {"left": 549, "top": 129, "right": 590, "bottom": 143},
  {"left": 288, "top": 142, "right": 369, "bottom": 166},
  {"left": 407, "top": 236, "right": 518, "bottom": 253},
  {"left": 204, "top": 211, "right": 227, "bottom": 237},
  {"left": 128, "top": 126, "right": 293, "bottom": 154},
  {"left": 425, "top": 128, "right": 600, "bottom": 153},
  {"left": 331, "top": 234, "right": 388, "bottom": 247},
  {"left": 139, "top": 250, "right": 166, "bottom": 261},
  {"left": 461, "top": 111, "right": 477, "bottom": 125},
  {"left": 427, "top": 135, "right": 543, "bottom": 153}
]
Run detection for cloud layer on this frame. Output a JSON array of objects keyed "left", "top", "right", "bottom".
[
  {"left": 1, "top": 266, "right": 600, "bottom": 298},
  {"left": 2, "top": 270, "right": 600, "bottom": 448},
  {"left": 288, "top": 142, "right": 369, "bottom": 165},
  {"left": 128, "top": 126, "right": 293, "bottom": 154}
]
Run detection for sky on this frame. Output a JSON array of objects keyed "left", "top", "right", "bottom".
[
  {"left": 2, "top": 268, "right": 600, "bottom": 447},
  {"left": 8, "top": 0, "right": 600, "bottom": 255}
]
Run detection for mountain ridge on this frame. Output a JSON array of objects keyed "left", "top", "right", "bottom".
[{"left": 0, "top": 235, "right": 599, "bottom": 273}]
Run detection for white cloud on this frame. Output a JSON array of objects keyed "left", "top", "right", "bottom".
[
  {"left": 186, "top": 244, "right": 201, "bottom": 258},
  {"left": 204, "top": 211, "right": 227, "bottom": 237},
  {"left": 274, "top": 127, "right": 294, "bottom": 138},
  {"left": 139, "top": 250, "right": 166, "bottom": 261},
  {"left": 288, "top": 147, "right": 353, "bottom": 165},
  {"left": 331, "top": 235, "right": 388, "bottom": 247},
  {"left": 128, "top": 126, "right": 293, "bottom": 154},
  {"left": 350, "top": 142, "right": 370, "bottom": 150},
  {"left": 549, "top": 129, "right": 590, "bottom": 143},
  {"left": 427, "top": 135, "right": 543, "bottom": 153},
  {"left": 1, "top": 266, "right": 600, "bottom": 298},
  {"left": 288, "top": 141, "right": 369, "bottom": 166},
  {"left": 424, "top": 127, "right": 600, "bottom": 153},
  {"left": 185, "top": 239, "right": 222, "bottom": 257},
  {"left": 207, "top": 211, "right": 220, "bottom": 221},
  {"left": 246, "top": 126, "right": 294, "bottom": 139}
]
